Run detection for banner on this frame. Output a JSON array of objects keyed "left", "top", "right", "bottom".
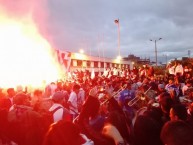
[{"left": 56, "top": 49, "right": 71, "bottom": 72}]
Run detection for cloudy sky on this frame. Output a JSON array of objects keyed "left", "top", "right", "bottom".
[{"left": 2, "top": 0, "right": 193, "bottom": 63}]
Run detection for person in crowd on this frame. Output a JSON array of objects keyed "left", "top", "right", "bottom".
[
  {"left": 157, "top": 84, "right": 166, "bottom": 96},
  {"left": 78, "top": 85, "right": 86, "bottom": 112},
  {"left": 68, "top": 84, "right": 80, "bottom": 121},
  {"left": 183, "top": 65, "right": 190, "bottom": 78},
  {"left": 132, "top": 66, "right": 138, "bottom": 76},
  {"left": 43, "top": 120, "right": 94, "bottom": 145},
  {"left": 187, "top": 102, "right": 193, "bottom": 127},
  {"left": 147, "top": 65, "right": 154, "bottom": 77},
  {"left": 31, "top": 89, "right": 43, "bottom": 107},
  {"left": 169, "top": 104, "right": 188, "bottom": 121},
  {"left": 139, "top": 67, "right": 146, "bottom": 80},
  {"left": 130, "top": 78, "right": 137, "bottom": 91},
  {"left": 133, "top": 113, "right": 163, "bottom": 145},
  {"left": 113, "top": 67, "right": 118, "bottom": 76},
  {"left": 118, "top": 83, "right": 135, "bottom": 119},
  {"left": 165, "top": 78, "right": 180, "bottom": 103},
  {"left": 185, "top": 72, "right": 192, "bottom": 80},
  {"left": 55, "top": 80, "right": 64, "bottom": 91},
  {"left": 76, "top": 86, "right": 113, "bottom": 145},
  {"left": 175, "top": 61, "right": 184, "bottom": 76},
  {"left": 102, "top": 111, "right": 130, "bottom": 145},
  {"left": 158, "top": 92, "right": 174, "bottom": 123},
  {"left": 149, "top": 76, "right": 158, "bottom": 92},
  {"left": 182, "top": 79, "right": 192, "bottom": 96},
  {"left": 167, "top": 63, "right": 175, "bottom": 77},
  {"left": 77, "top": 86, "right": 131, "bottom": 145},
  {"left": 44, "top": 82, "right": 57, "bottom": 97},
  {"left": 0, "top": 88, "right": 15, "bottom": 111},
  {"left": 0, "top": 88, "right": 5, "bottom": 99},
  {"left": 49, "top": 91, "right": 70, "bottom": 122},
  {"left": 161, "top": 120, "right": 193, "bottom": 145},
  {"left": 7, "top": 92, "right": 44, "bottom": 145}
]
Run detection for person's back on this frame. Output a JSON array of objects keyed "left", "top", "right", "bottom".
[
  {"left": 8, "top": 104, "right": 44, "bottom": 145},
  {"left": 49, "top": 91, "right": 71, "bottom": 123},
  {"left": 161, "top": 120, "right": 193, "bottom": 145},
  {"left": 133, "top": 114, "right": 162, "bottom": 145},
  {"left": 187, "top": 103, "right": 193, "bottom": 129},
  {"left": 169, "top": 104, "right": 188, "bottom": 121},
  {"left": 68, "top": 84, "right": 80, "bottom": 120},
  {"left": 43, "top": 120, "right": 94, "bottom": 145},
  {"left": 7, "top": 93, "right": 44, "bottom": 145}
]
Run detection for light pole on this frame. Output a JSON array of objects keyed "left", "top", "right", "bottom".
[
  {"left": 114, "top": 19, "right": 120, "bottom": 57},
  {"left": 150, "top": 38, "right": 162, "bottom": 66},
  {"left": 163, "top": 54, "right": 168, "bottom": 65}
]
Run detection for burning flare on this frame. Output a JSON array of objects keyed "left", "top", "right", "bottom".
[{"left": 0, "top": 13, "right": 63, "bottom": 88}]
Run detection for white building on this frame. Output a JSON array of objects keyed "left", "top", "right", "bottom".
[{"left": 70, "top": 52, "right": 132, "bottom": 73}]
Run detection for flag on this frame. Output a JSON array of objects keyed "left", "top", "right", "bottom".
[
  {"left": 114, "top": 19, "right": 119, "bottom": 24},
  {"left": 56, "top": 49, "right": 71, "bottom": 72}
]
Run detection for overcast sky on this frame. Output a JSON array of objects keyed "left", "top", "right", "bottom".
[{"left": 2, "top": 0, "right": 193, "bottom": 63}]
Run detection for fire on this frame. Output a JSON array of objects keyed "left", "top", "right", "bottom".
[{"left": 0, "top": 14, "right": 63, "bottom": 89}]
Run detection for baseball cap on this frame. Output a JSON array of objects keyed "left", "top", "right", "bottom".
[
  {"left": 158, "top": 84, "right": 165, "bottom": 89},
  {"left": 51, "top": 91, "right": 64, "bottom": 102}
]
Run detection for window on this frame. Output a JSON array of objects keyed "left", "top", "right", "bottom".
[
  {"left": 77, "top": 60, "right": 82, "bottom": 67},
  {"left": 87, "top": 61, "right": 91, "bottom": 67},
  {"left": 101, "top": 62, "right": 104, "bottom": 68},
  {"left": 94, "top": 61, "right": 98, "bottom": 67},
  {"left": 106, "top": 63, "right": 110, "bottom": 68}
]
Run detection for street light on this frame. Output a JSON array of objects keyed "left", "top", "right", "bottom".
[
  {"left": 150, "top": 38, "right": 162, "bottom": 66},
  {"left": 79, "top": 49, "right": 84, "bottom": 54},
  {"left": 163, "top": 54, "right": 168, "bottom": 65},
  {"left": 114, "top": 19, "right": 121, "bottom": 58}
]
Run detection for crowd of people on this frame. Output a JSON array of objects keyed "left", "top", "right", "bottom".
[{"left": 0, "top": 61, "right": 193, "bottom": 145}]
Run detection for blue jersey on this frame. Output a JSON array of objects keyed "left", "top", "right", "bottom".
[
  {"left": 165, "top": 84, "right": 180, "bottom": 96},
  {"left": 119, "top": 89, "right": 135, "bottom": 106}
]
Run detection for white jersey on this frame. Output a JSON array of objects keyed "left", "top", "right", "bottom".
[
  {"left": 168, "top": 66, "right": 175, "bottom": 75},
  {"left": 68, "top": 91, "right": 78, "bottom": 115},
  {"left": 175, "top": 64, "right": 183, "bottom": 76},
  {"left": 49, "top": 103, "right": 64, "bottom": 122}
]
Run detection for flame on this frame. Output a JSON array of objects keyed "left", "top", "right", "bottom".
[{"left": 0, "top": 14, "right": 63, "bottom": 89}]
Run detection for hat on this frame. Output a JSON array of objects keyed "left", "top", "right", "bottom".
[
  {"left": 137, "top": 82, "right": 142, "bottom": 87},
  {"left": 51, "top": 91, "right": 64, "bottom": 102},
  {"left": 13, "top": 93, "right": 29, "bottom": 105},
  {"left": 158, "top": 84, "right": 165, "bottom": 89}
]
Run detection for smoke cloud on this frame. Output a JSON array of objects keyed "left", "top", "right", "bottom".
[{"left": 0, "top": 0, "right": 53, "bottom": 46}]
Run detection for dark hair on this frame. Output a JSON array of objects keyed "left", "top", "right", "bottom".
[
  {"left": 105, "top": 111, "right": 130, "bottom": 143},
  {"left": 78, "top": 97, "right": 100, "bottom": 123},
  {"left": 7, "top": 88, "right": 14, "bottom": 94},
  {"left": 159, "top": 92, "right": 174, "bottom": 113},
  {"left": 13, "top": 93, "right": 29, "bottom": 105},
  {"left": 171, "top": 104, "right": 188, "bottom": 121},
  {"left": 43, "top": 121, "right": 85, "bottom": 145},
  {"left": 161, "top": 120, "right": 193, "bottom": 145},
  {"left": 73, "top": 84, "right": 80, "bottom": 91},
  {"left": 134, "top": 115, "right": 162, "bottom": 145}
]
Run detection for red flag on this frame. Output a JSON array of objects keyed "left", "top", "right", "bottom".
[{"left": 57, "top": 50, "right": 71, "bottom": 72}]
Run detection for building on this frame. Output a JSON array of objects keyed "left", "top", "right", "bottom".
[
  {"left": 123, "top": 54, "right": 150, "bottom": 66},
  {"left": 70, "top": 52, "right": 132, "bottom": 73}
]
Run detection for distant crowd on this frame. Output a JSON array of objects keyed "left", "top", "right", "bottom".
[{"left": 0, "top": 62, "right": 193, "bottom": 145}]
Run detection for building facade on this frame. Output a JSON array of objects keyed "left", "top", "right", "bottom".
[{"left": 70, "top": 52, "right": 132, "bottom": 73}]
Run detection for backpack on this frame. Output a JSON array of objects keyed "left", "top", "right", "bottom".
[
  {"left": 41, "top": 106, "right": 71, "bottom": 133},
  {"left": 0, "top": 108, "right": 10, "bottom": 144},
  {"left": 7, "top": 105, "right": 44, "bottom": 145}
]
